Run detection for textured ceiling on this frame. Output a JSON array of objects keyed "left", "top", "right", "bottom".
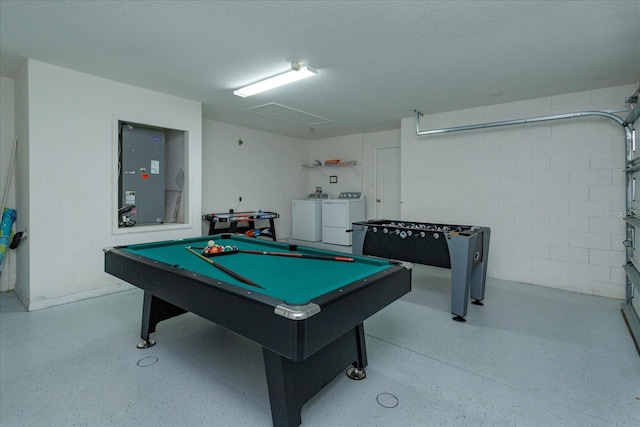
[{"left": 1, "top": 1, "right": 638, "bottom": 140}]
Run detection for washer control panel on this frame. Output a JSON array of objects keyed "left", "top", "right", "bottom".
[
  {"left": 338, "top": 192, "right": 363, "bottom": 199},
  {"left": 307, "top": 193, "right": 329, "bottom": 199}
]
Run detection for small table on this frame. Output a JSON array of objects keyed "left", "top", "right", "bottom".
[
  {"left": 352, "top": 219, "right": 490, "bottom": 322},
  {"left": 104, "top": 234, "right": 412, "bottom": 427},
  {"left": 202, "top": 211, "right": 279, "bottom": 240}
]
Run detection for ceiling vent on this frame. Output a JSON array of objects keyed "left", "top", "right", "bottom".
[{"left": 247, "top": 103, "right": 331, "bottom": 127}]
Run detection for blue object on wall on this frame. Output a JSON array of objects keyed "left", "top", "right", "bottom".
[{"left": 0, "top": 208, "right": 17, "bottom": 274}]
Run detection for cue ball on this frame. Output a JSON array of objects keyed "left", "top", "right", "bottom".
[{"left": 207, "top": 240, "right": 215, "bottom": 247}]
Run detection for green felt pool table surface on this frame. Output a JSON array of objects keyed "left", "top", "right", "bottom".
[{"left": 121, "top": 234, "right": 394, "bottom": 305}]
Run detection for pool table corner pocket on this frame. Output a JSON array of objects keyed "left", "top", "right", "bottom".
[{"left": 274, "top": 302, "right": 321, "bottom": 320}]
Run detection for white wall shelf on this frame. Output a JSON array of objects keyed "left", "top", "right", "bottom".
[
  {"left": 301, "top": 161, "right": 359, "bottom": 177},
  {"left": 301, "top": 160, "right": 358, "bottom": 169}
]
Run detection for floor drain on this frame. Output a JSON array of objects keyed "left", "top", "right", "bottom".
[
  {"left": 376, "top": 392, "right": 399, "bottom": 408},
  {"left": 137, "top": 356, "right": 158, "bottom": 367}
]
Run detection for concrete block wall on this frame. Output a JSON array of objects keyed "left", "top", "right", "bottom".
[{"left": 401, "top": 84, "right": 635, "bottom": 299}]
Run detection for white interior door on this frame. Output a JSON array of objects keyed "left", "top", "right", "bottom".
[{"left": 375, "top": 147, "right": 401, "bottom": 219}]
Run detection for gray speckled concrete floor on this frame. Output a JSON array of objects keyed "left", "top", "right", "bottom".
[{"left": 1, "top": 264, "right": 639, "bottom": 427}]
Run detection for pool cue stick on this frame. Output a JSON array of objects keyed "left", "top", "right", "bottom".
[
  {"left": 185, "top": 246, "right": 264, "bottom": 289},
  {"left": 239, "top": 249, "right": 354, "bottom": 262},
  {"left": 1, "top": 136, "right": 18, "bottom": 214}
]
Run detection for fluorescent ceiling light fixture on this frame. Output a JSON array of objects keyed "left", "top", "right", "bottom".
[{"left": 234, "top": 62, "right": 317, "bottom": 98}]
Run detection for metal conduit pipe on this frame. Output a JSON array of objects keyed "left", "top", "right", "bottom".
[
  {"left": 414, "top": 109, "right": 626, "bottom": 136},
  {"left": 414, "top": 109, "right": 633, "bottom": 159}
]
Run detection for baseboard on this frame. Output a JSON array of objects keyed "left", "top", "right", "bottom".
[{"left": 26, "top": 283, "right": 136, "bottom": 311}]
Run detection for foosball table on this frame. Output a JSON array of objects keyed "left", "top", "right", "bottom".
[{"left": 351, "top": 219, "right": 490, "bottom": 321}]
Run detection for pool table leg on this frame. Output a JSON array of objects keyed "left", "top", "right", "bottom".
[
  {"left": 138, "top": 292, "right": 187, "bottom": 348},
  {"left": 262, "top": 324, "right": 368, "bottom": 427}
]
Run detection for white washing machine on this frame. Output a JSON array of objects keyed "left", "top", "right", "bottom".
[
  {"left": 291, "top": 193, "right": 328, "bottom": 241},
  {"left": 322, "top": 192, "right": 365, "bottom": 246}
]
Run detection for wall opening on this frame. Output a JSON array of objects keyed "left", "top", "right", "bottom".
[{"left": 116, "top": 121, "right": 187, "bottom": 230}]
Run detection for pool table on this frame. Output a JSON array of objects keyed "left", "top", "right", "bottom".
[{"left": 104, "top": 234, "right": 412, "bottom": 427}]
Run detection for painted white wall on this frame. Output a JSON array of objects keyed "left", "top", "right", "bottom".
[
  {"left": 13, "top": 62, "right": 30, "bottom": 303},
  {"left": 308, "top": 134, "right": 364, "bottom": 198},
  {"left": 4, "top": 57, "right": 632, "bottom": 306},
  {"left": 0, "top": 76, "right": 16, "bottom": 292},
  {"left": 307, "top": 130, "right": 401, "bottom": 219},
  {"left": 201, "top": 120, "right": 308, "bottom": 240},
  {"left": 14, "top": 60, "right": 202, "bottom": 310},
  {"left": 401, "top": 84, "right": 634, "bottom": 299}
]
